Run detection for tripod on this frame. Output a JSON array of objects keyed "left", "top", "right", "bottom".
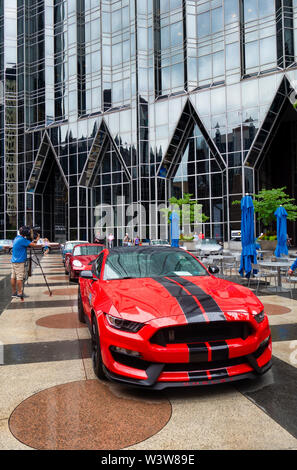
[{"left": 23, "top": 247, "right": 52, "bottom": 297}]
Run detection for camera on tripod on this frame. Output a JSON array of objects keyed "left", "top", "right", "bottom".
[{"left": 19, "top": 225, "right": 41, "bottom": 242}]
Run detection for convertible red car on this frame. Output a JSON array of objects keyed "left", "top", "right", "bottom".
[
  {"left": 65, "top": 243, "right": 104, "bottom": 281},
  {"left": 78, "top": 246, "right": 272, "bottom": 389}
]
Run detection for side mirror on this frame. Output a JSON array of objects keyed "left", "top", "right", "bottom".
[
  {"left": 80, "top": 270, "right": 96, "bottom": 280},
  {"left": 209, "top": 265, "right": 219, "bottom": 274}
]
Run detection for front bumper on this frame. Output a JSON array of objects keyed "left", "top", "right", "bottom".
[
  {"left": 103, "top": 360, "right": 272, "bottom": 390},
  {"left": 97, "top": 313, "right": 272, "bottom": 390}
]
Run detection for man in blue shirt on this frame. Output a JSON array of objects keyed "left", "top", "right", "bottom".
[
  {"left": 11, "top": 227, "right": 40, "bottom": 298},
  {"left": 288, "top": 258, "right": 297, "bottom": 276}
]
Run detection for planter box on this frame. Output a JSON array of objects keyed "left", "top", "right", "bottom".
[
  {"left": 259, "top": 240, "right": 277, "bottom": 251},
  {"left": 179, "top": 241, "right": 195, "bottom": 250}
]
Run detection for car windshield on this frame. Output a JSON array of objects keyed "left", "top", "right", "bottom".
[
  {"left": 65, "top": 241, "right": 87, "bottom": 251},
  {"left": 73, "top": 245, "right": 104, "bottom": 256},
  {"left": 103, "top": 249, "right": 208, "bottom": 280},
  {"left": 200, "top": 239, "right": 219, "bottom": 245},
  {"left": 151, "top": 240, "right": 169, "bottom": 245}
]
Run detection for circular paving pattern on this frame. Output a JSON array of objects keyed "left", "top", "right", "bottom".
[
  {"left": 36, "top": 313, "right": 86, "bottom": 329},
  {"left": 9, "top": 380, "right": 172, "bottom": 450},
  {"left": 43, "top": 287, "right": 78, "bottom": 296},
  {"left": 263, "top": 303, "right": 291, "bottom": 315}
]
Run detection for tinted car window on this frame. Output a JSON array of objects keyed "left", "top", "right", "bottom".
[
  {"left": 73, "top": 245, "right": 104, "bottom": 256},
  {"left": 103, "top": 250, "right": 208, "bottom": 280},
  {"left": 95, "top": 252, "right": 105, "bottom": 277}
]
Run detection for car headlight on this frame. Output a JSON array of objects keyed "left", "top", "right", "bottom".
[
  {"left": 73, "top": 260, "right": 83, "bottom": 268},
  {"left": 254, "top": 309, "right": 265, "bottom": 323},
  {"left": 105, "top": 313, "right": 144, "bottom": 333}
]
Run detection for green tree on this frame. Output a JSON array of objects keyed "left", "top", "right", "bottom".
[
  {"left": 232, "top": 187, "right": 297, "bottom": 231},
  {"left": 161, "top": 193, "right": 209, "bottom": 228}
]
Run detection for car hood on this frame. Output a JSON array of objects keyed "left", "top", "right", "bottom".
[
  {"left": 100, "top": 276, "right": 263, "bottom": 324},
  {"left": 74, "top": 255, "right": 98, "bottom": 266}
]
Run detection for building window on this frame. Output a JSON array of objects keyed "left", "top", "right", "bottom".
[{"left": 242, "top": 0, "right": 277, "bottom": 75}]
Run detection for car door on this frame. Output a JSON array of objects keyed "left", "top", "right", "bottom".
[{"left": 84, "top": 252, "right": 104, "bottom": 316}]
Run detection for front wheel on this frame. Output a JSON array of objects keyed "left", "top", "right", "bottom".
[
  {"left": 91, "top": 318, "right": 106, "bottom": 380},
  {"left": 69, "top": 269, "right": 74, "bottom": 282},
  {"left": 77, "top": 288, "right": 86, "bottom": 323}
]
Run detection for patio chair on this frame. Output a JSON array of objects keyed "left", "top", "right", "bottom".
[
  {"left": 285, "top": 275, "right": 297, "bottom": 299},
  {"left": 221, "top": 256, "right": 236, "bottom": 278},
  {"left": 248, "top": 263, "right": 278, "bottom": 294}
]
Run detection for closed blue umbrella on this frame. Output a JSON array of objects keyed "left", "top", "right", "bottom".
[
  {"left": 274, "top": 206, "right": 288, "bottom": 258},
  {"left": 170, "top": 211, "right": 180, "bottom": 247},
  {"left": 239, "top": 195, "right": 257, "bottom": 278}
]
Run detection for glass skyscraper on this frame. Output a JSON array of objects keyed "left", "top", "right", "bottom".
[{"left": 1, "top": 0, "right": 297, "bottom": 243}]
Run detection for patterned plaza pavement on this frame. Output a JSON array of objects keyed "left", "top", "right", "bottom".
[{"left": 0, "top": 251, "right": 297, "bottom": 450}]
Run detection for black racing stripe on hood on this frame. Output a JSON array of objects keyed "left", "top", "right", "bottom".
[
  {"left": 168, "top": 276, "right": 226, "bottom": 321},
  {"left": 153, "top": 277, "right": 207, "bottom": 323}
]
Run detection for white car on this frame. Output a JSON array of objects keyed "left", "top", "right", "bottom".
[
  {"left": 196, "top": 238, "right": 223, "bottom": 256},
  {"left": 62, "top": 240, "right": 89, "bottom": 263},
  {"left": 150, "top": 239, "right": 170, "bottom": 246}
]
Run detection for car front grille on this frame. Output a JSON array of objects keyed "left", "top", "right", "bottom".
[{"left": 150, "top": 321, "right": 253, "bottom": 346}]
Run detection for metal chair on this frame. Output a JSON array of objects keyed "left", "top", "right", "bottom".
[
  {"left": 248, "top": 263, "right": 278, "bottom": 294},
  {"left": 222, "top": 256, "right": 236, "bottom": 278},
  {"left": 285, "top": 275, "right": 297, "bottom": 299}
]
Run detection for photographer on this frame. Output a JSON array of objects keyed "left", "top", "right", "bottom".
[{"left": 11, "top": 226, "right": 40, "bottom": 298}]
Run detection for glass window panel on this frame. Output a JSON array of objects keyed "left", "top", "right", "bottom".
[
  {"left": 245, "top": 41, "right": 259, "bottom": 69},
  {"left": 211, "top": 7, "right": 223, "bottom": 33},
  {"left": 260, "top": 36, "right": 276, "bottom": 65},
  {"left": 259, "top": 0, "right": 275, "bottom": 18},
  {"left": 198, "top": 55, "right": 211, "bottom": 81},
  {"left": 226, "top": 43, "right": 239, "bottom": 70},
  {"left": 197, "top": 12, "right": 210, "bottom": 38},
  {"left": 212, "top": 51, "right": 224, "bottom": 77},
  {"left": 243, "top": 0, "right": 258, "bottom": 22},
  {"left": 224, "top": 0, "right": 239, "bottom": 24},
  {"left": 171, "top": 62, "right": 184, "bottom": 88},
  {"left": 170, "top": 21, "right": 183, "bottom": 47},
  {"left": 161, "top": 25, "right": 170, "bottom": 50}
]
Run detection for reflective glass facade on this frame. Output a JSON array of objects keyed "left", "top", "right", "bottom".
[{"left": 2, "top": 1, "right": 297, "bottom": 242}]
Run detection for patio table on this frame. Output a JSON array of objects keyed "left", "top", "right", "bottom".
[{"left": 257, "top": 260, "right": 291, "bottom": 292}]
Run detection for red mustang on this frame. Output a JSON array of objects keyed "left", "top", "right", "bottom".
[
  {"left": 78, "top": 246, "right": 272, "bottom": 389},
  {"left": 65, "top": 243, "right": 104, "bottom": 282}
]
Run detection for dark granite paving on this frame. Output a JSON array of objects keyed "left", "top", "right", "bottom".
[
  {"left": 2, "top": 338, "right": 92, "bottom": 366},
  {"left": 7, "top": 299, "right": 77, "bottom": 309},
  {"left": 237, "top": 356, "right": 297, "bottom": 439},
  {"left": 270, "top": 323, "right": 297, "bottom": 342},
  {"left": 23, "top": 282, "right": 70, "bottom": 287},
  {"left": 0, "top": 274, "right": 13, "bottom": 316}
]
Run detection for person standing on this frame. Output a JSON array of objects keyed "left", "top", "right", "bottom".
[
  {"left": 123, "top": 233, "right": 129, "bottom": 247},
  {"left": 11, "top": 227, "right": 40, "bottom": 298},
  {"left": 134, "top": 235, "right": 140, "bottom": 246},
  {"left": 108, "top": 233, "right": 114, "bottom": 248}
]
